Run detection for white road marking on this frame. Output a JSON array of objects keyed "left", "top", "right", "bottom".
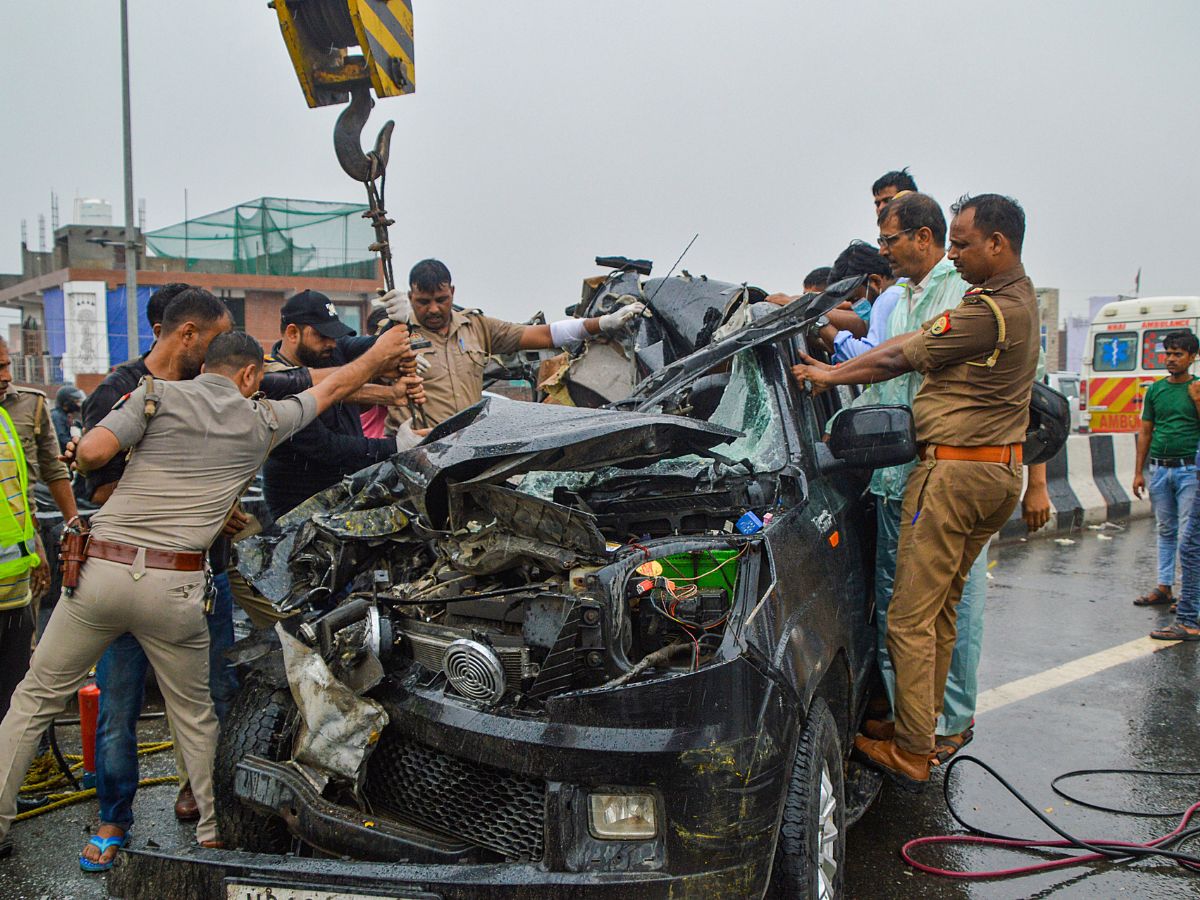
[{"left": 975, "top": 636, "right": 1173, "bottom": 715}]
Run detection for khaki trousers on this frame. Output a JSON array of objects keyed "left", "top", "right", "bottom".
[
  {"left": 226, "top": 566, "right": 288, "bottom": 629},
  {"left": 0, "top": 557, "right": 219, "bottom": 843},
  {"left": 888, "top": 456, "right": 1021, "bottom": 756}
]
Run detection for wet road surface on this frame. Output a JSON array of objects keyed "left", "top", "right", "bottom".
[
  {"left": 3, "top": 518, "right": 1198, "bottom": 898},
  {"left": 845, "top": 518, "right": 1200, "bottom": 899}
]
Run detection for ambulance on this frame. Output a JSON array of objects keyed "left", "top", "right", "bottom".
[{"left": 1082, "top": 296, "right": 1200, "bottom": 432}]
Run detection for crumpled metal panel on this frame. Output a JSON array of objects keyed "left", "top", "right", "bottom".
[
  {"left": 625, "top": 274, "right": 865, "bottom": 411},
  {"left": 278, "top": 625, "right": 388, "bottom": 788},
  {"left": 365, "top": 395, "right": 740, "bottom": 529},
  {"left": 447, "top": 483, "right": 606, "bottom": 557},
  {"left": 639, "top": 275, "right": 766, "bottom": 358}
]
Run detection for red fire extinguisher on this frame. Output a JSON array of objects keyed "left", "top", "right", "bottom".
[{"left": 78, "top": 683, "right": 100, "bottom": 778}]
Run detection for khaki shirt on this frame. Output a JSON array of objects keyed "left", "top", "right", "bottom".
[
  {"left": 0, "top": 388, "right": 70, "bottom": 486},
  {"left": 390, "top": 310, "right": 526, "bottom": 430},
  {"left": 901, "top": 263, "right": 1039, "bottom": 447},
  {"left": 89, "top": 374, "right": 317, "bottom": 552}
]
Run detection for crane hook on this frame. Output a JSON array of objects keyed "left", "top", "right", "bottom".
[{"left": 334, "top": 83, "right": 394, "bottom": 184}]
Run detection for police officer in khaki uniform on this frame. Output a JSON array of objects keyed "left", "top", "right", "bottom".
[
  {"left": 377, "top": 259, "right": 646, "bottom": 439},
  {"left": 792, "top": 193, "right": 1038, "bottom": 790},
  {"left": 0, "top": 325, "right": 413, "bottom": 856}
]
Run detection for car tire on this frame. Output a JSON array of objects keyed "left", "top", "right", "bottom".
[
  {"left": 768, "top": 697, "right": 846, "bottom": 899},
  {"left": 213, "top": 673, "right": 298, "bottom": 853}
]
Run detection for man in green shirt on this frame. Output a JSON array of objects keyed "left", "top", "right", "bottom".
[{"left": 1132, "top": 329, "right": 1200, "bottom": 608}]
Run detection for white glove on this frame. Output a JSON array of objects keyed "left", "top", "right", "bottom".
[
  {"left": 415, "top": 353, "right": 431, "bottom": 375},
  {"left": 598, "top": 302, "right": 646, "bottom": 336},
  {"left": 374, "top": 288, "right": 411, "bottom": 324},
  {"left": 394, "top": 419, "right": 424, "bottom": 451}
]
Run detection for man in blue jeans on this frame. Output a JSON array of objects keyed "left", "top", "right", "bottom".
[
  {"left": 1155, "top": 380, "right": 1200, "bottom": 640},
  {"left": 1132, "top": 330, "right": 1200, "bottom": 610}
]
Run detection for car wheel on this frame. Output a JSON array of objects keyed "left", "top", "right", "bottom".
[
  {"left": 768, "top": 697, "right": 846, "bottom": 899},
  {"left": 213, "top": 672, "right": 298, "bottom": 852}
]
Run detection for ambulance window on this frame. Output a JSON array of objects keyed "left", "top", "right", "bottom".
[
  {"left": 1142, "top": 329, "right": 1180, "bottom": 370},
  {"left": 1092, "top": 332, "right": 1137, "bottom": 372}
]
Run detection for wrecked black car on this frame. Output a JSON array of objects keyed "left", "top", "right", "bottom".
[{"left": 112, "top": 268, "right": 916, "bottom": 899}]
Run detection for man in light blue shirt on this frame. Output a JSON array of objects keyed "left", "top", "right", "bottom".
[{"left": 819, "top": 240, "right": 904, "bottom": 362}]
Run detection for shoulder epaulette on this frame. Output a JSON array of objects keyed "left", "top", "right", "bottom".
[
  {"left": 12, "top": 386, "right": 47, "bottom": 398},
  {"left": 139, "top": 374, "right": 162, "bottom": 419},
  {"left": 963, "top": 287, "right": 995, "bottom": 299}
]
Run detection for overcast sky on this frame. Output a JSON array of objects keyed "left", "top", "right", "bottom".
[{"left": 3, "top": 1, "right": 1198, "bottom": 324}]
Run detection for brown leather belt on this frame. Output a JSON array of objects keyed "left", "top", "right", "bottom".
[
  {"left": 87, "top": 538, "right": 205, "bottom": 572},
  {"left": 922, "top": 443, "right": 1023, "bottom": 465}
]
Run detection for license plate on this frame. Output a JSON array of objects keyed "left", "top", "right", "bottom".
[{"left": 226, "top": 884, "right": 431, "bottom": 900}]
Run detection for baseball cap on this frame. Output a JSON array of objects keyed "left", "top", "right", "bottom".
[{"left": 280, "top": 290, "right": 355, "bottom": 338}]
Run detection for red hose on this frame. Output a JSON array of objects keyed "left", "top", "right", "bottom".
[{"left": 901, "top": 799, "right": 1200, "bottom": 878}]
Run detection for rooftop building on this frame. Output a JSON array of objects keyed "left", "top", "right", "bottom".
[{"left": 0, "top": 198, "right": 383, "bottom": 390}]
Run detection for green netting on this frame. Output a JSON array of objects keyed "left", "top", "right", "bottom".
[{"left": 144, "top": 197, "right": 377, "bottom": 279}]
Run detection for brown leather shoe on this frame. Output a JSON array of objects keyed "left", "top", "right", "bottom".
[
  {"left": 174, "top": 785, "right": 199, "bottom": 822},
  {"left": 199, "top": 839, "right": 226, "bottom": 849},
  {"left": 852, "top": 735, "right": 929, "bottom": 792},
  {"left": 861, "top": 718, "right": 896, "bottom": 741}
]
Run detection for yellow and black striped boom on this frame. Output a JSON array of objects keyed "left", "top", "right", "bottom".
[{"left": 271, "top": 0, "right": 415, "bottom": 108}]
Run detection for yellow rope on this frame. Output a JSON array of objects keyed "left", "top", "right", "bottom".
[
  {"left": 17, "top": 740, "right": 178, "bottom": 817},
  {"left": 15, "top": 776, "right": 179, "bottom": 822}
]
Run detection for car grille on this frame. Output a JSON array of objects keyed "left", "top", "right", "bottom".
[{"left": 365, "top": 735, "right": 546, "bottom": 861}]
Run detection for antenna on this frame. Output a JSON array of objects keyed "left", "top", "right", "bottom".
[
  {"left": 646, "top": 233, "right": 699, "bottom": 306},
  {"left": 20, "top": 220, "right": 27, "bottom": 247},
  {"left": 37, "top": 215, "right": 46, "bottom": 252},
  {"left": 50, "top": 192, "right": 59, "bottom": 231}
]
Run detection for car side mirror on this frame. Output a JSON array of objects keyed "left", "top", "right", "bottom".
[{"left": 820, "top": 405, "right": 916, "bottom": 472}]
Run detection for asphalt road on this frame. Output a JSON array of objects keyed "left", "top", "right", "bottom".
[
  {"left": 3, "top": 517, "right": 1198, "bottom": 899},
  {"left": 845, "top": 517, "right": 1200, "bottom": 899}
]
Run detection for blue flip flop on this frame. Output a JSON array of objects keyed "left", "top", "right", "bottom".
[{"left": 79, "top": 832, "right": 128, "bottom": 872}]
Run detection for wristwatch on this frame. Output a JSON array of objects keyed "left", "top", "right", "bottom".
[{"left": 815, "top": 315, "right": 831, "bottom": 329}]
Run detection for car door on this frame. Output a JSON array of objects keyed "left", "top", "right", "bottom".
[{"left": 744, "top": 339, "right": 874, "bottom": 717}]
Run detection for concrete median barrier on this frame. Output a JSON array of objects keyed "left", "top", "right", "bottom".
[{"left": 999, "top": 433, "right": 1152, "bottom": 542}]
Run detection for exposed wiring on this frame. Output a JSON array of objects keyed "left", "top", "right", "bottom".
[
  {"left": 659, "top": 545, "right": 747, "bottom": 583},
  {"left": 901, "top": 755, "right": 1200, "bottom": 879}
]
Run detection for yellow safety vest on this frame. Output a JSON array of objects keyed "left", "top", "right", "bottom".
[{"left": 0, "top": 406, "right": 39, "bottom": 610}]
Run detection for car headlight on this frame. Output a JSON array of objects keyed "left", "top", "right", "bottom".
[{"left": 588, "top": 792, "right": 658, "bottom": 839}]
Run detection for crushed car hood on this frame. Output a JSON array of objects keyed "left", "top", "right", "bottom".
[
  {"left": 402, "top": 395, "right": 740, "bottom": 525},
  {"left": 240, "top": 397, "right": 739, "bottom": 605}
]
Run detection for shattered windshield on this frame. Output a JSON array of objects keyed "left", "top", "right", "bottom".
[{"left": 521, "top": 350, "right": 784, "bottom": 498}]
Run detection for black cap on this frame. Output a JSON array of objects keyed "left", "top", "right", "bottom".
[{"left": 280, "top": 290, "right": 355, "bottom": 338}]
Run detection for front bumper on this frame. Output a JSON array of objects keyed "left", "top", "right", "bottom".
[
  {"left": 110, "top": 844, "right": 769, "bottom": 900},
  {"left": 112, "top": 657, "right": 795, "bottom": 900}
]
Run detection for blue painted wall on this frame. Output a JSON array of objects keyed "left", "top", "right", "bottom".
[
  {"left": 106, "top": 285, "right": 155, "bottom": 364},
  {"left": 43, "top": 288, "right": 65, "bottom": 356}
]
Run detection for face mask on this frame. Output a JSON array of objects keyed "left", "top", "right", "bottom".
[{"left": 852, "top": 298, "right": 872, "bottom": 322}]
